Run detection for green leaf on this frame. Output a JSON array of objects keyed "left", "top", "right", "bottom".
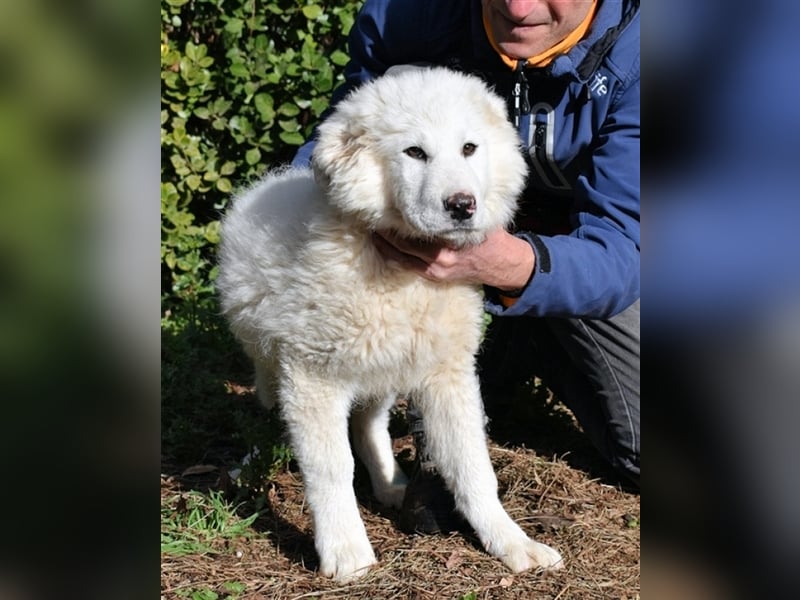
[
  {"left": 277, "top": 102, "right": 300, "bottom": 117},
  {"left": 302, "top": 5, "right": 323, "bottom": 20},
  {"left": 224, "top": 17, "right": 244, "bottom": 35},
  {"left": 237, "top": 116, "right": 254, "bottom": 135},
  {"left": 186, "top": 175, "right": 202, "bottom": 190},
  {"left": 229, "top": 62, "right": 249, "bottom": 78},
  {"left": 278, "top": 118, "right": 299, "bottom": 132},
  {"left": 216, "top": 178, "right": 233, "bottom": 193},
  {"left": 170, "top": 155, "right": 187, "bottom": 171},
  {"left": 311, "top": 96, "right": 329, "bottom": 116},
  {"left": 204, "top": 221, "right": 221, "bottom": 244},
  {"left": 161, "top": 182, "right": 179, "bottom": 203},
  {"left": 213, "top": 98, "right": 232, "bottom": 114},
  {"left": 189, "top": 155, "right": 206, "bottom": 171},
  {"left": 254, "top": 93, "right": 275, "bottom": 121},
  {"left": 279, "top": 131, "right": 305, "bottom": 146},
  {"left": 337, "top": 9, "right": 356, "bottom": 33},
  {"left": 264, "top": 69, "right": 281, "bottom": 84},
  {"left": 331, "top": 50, "right": 349, "bottom": 66},
  {"left": 223, "top": 581, "right": 246, "bottom": 594},
  {"left": 185, "top": 42, "right": 206, "bottom": 62},
  {"left": 285, "top": 62, "right": 301, "bottom": 77},
  {"left": 245, "top": 148, "right": 261, "bottom": 166},
  {"left": 624, "top": 514, "right": 640, "bottom": 528}
]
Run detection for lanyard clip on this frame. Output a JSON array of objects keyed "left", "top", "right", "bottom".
[{"left": 512, "top": 60, "right": 530, "bottom": 127}]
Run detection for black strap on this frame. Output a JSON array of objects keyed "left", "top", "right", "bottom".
[{"left": 576, "top": 0, "right": 640, "bottom": 81}]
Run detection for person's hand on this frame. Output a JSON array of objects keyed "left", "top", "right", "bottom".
[{"left": 372, "top": 228, "right": 535, "bottom": 291}]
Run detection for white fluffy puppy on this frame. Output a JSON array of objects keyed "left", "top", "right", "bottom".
[{"left": 217, "top": 66, "right": 563, "bottom": 582}]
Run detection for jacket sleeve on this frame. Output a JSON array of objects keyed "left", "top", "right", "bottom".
[{"left": 486, "top": 74, "right": 641, "bottom": 319}]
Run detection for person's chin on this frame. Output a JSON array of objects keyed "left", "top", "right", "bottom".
[{"left": 496, "top": 39, "right": 535, "bottom": 60}]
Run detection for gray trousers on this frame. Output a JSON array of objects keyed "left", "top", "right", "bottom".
[{"left": 478, "top": 300, "right": 640, "bottom": 486}]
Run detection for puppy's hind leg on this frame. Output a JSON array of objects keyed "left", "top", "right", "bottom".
[
  {"left": 418, "top": 370, "right": 564, "bottom": 573},
  {"left": 351, "top": 395, "right": 408, "bottom": 508},
  {"left": 253, "top": 358, "right": 279, "bottom": 409},
  {"left": 279, "top": 369, "right": 377, "bottom": 582}
]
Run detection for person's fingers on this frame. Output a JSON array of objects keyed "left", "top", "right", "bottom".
[
  {"left": 371, "top": 232, "right": 428, "bottom": 270},
  {"left": 375, "top": 230, "right": 440, "bottom": 262}
]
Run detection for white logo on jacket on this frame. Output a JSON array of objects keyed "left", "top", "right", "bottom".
[{"left": 589, "top": 72, "right": 609, "bottom": 97}]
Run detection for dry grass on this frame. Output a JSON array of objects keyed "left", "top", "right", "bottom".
[{"left": 162, "top": 417, "right": 639, "bottom": 599}]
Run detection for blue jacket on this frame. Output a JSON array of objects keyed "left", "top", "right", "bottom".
[{"left": 293, "top": 0, "right": 640, "bottom": 319}]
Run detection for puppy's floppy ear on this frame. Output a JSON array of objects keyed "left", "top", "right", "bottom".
[
  {"left": 473, "top": 84, "right": 528, "bottom": 229},
  {"left": 310, "top": 95, "right": 387, "bottom": 225},
  {"left": 311, "top": 112, "right": 368, "bottom": 192}
]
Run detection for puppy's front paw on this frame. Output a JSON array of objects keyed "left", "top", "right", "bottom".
[
  {"left": 318, "top": 534, "right": 377, "bottom": 582},
  {"left": 501, "top": 537, "right": 564, "bottom": 573}
]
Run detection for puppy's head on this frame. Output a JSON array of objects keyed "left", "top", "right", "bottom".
[{"left": 312, "top": 66, "right": 527, "bottom": 247}]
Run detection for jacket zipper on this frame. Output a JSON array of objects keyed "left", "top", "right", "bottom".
[
  {"left": 512, "top": 61, "right": 570, "bottom": 192},
  {"left": 512, "top": 59, "right": 530, "bottom": 128},
  {"left": 529, "top": 106, "right": 571, "bottom": 192}
]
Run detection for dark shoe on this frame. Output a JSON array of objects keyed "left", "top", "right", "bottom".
[
  {"left": 398, "top": 467, "right": 464, "bottom": 534},
  {"left": 398, "top": 404, "right": 465, "bottom": 534}
]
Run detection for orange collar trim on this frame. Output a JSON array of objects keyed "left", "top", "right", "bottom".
[
  {"left": 498, "top": 293, "right": 520, "bottom": 308},
  {"left": 483, "top": 0, "right": 598, "bottom": 70}
]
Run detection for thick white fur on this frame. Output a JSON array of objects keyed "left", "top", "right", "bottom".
[{"left": 217, "top": 67, "right": 563, "bottom": 582}]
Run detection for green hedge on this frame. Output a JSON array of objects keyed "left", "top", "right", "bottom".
[{"left": 161, "top": 0, "right": 361, "bottom": 318}]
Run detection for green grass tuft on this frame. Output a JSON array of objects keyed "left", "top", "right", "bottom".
[{"left": 161, "top": 489, "right": 259, "bottom": 556}]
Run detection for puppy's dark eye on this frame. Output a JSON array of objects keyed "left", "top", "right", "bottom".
[
  {"left": 403, "top": 146, "right": 427, "bottom": 161},
  {"left": 462, "top": 143, "right": 477, "bottom": 157}
]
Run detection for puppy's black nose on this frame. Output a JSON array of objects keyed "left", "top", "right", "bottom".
[{"left": 444, "top": 193, "right": 476, "bottom": 221}]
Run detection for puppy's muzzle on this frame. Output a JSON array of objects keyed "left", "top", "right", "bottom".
[{"left": 444, "top": 193, "right": 476, "bottom": 221}]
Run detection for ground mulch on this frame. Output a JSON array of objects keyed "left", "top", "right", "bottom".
[{"left": 162, "top": 404, "right": 640, "bottom": 600}]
